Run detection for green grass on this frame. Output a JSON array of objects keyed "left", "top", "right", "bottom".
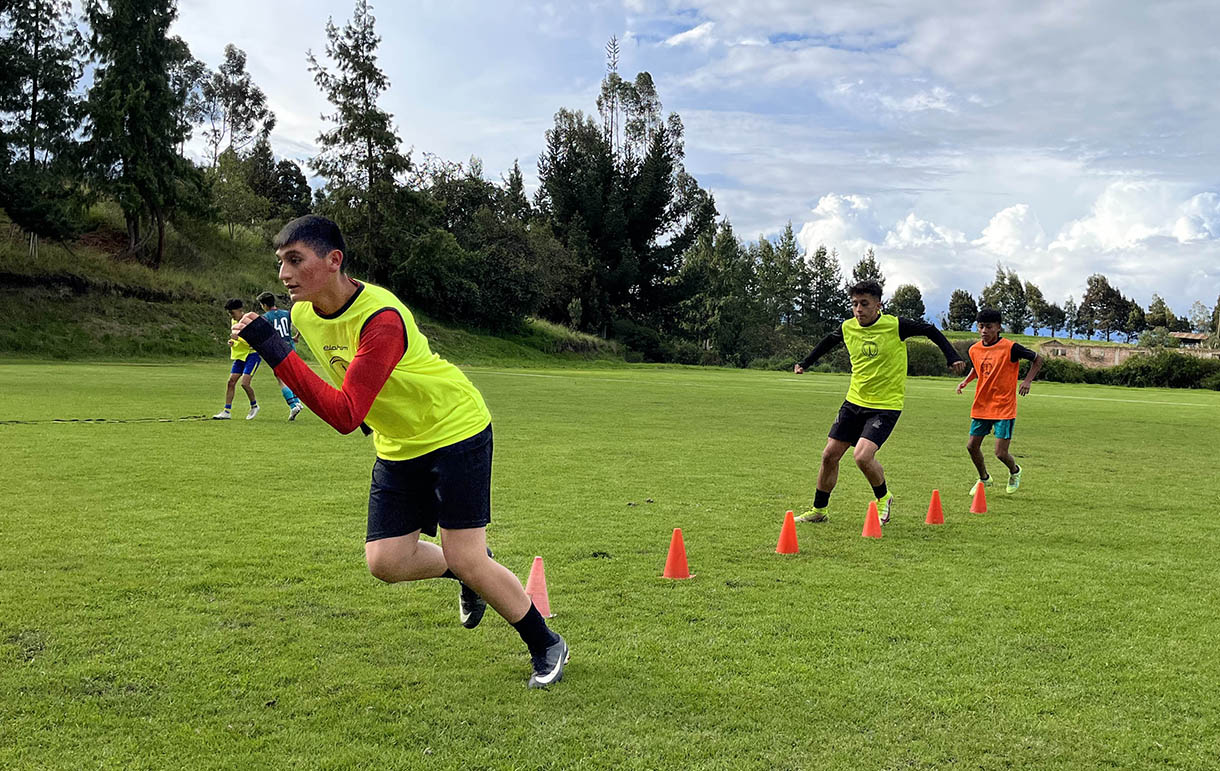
[{"left": 3, "top": 362, "right": 1219, "bottom": 769}]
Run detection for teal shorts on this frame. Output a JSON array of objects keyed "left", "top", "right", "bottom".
[{"left": 970, "top": 418, "right": 1014, "bottom": 440}]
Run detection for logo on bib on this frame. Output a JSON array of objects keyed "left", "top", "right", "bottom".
[
  {"left": 329, "top": 356, "right": 350, "bottom": 372},
  {"left": 861, "top": 339, "right": 880, "bottom": 358}
]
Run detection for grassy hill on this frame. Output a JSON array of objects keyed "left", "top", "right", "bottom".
[{"left": 0, "top": 205, "right": 625, "bottom": 366}]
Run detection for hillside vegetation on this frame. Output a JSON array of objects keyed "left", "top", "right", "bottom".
[{"left": 0, "top": 205, "right": 625, "bottom": 366}]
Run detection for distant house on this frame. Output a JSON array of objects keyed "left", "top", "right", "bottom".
[{"left": 1170, "top": 332, "right": 1210, "bottom": 348}]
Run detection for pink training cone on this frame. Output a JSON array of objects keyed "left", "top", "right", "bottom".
[{"left": 524, "top": 556, "right": 555, "bottom": 617}]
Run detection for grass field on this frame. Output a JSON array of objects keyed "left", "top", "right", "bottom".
[{"left": 3, "top": 362, "right": 1219, "bottom": 769}]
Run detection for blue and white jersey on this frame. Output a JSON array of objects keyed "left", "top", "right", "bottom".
[{"left": 263, "top": 308, "right": 295, "bottom": 349}]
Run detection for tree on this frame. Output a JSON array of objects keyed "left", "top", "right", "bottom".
[
  {"left": 1043, "top": 302, "right": 1067, "bottom": 338},
  {"left": 212, "top": 147, "right": 269, "bottom": 238},
  {"left": 1062, "top": 296, "right": 1079, "bottom": 339},
  {"left": 980, "top": 265, "right": 1029, "bottom": 333},
  {"left": 0, "top": 0, "right": 86, "bottom": 249},
  {"left": 271, "top": 158, "right": 311, "bottom": 219},
  {"left": 1138, "top": 326, "right": 1179, "bottom": 348},
  {"left": 201, "top": 44, "right": 275, "bottom": 166},
  {"left": 850, "top": 247, "right": 884, "bottom": 290},
  {"left": 1146, "top": 294, "right": 1173, "bottom": 329},
  {"left": 888, "top": 283, "right": 926, "bottom": 321},
  {"left": 1123, "top": 302, "right": 1146, "bottom": 343},
  {"left": 85, "top": 0, "right": 201, "bottom": 267},
  {"left": 502, "top": 159, "right": 531, "bottom": 223},
  {"left": 1188, "top": 300, "right": 1214, "bottom": 333},
  {"left": 1025, "top": 281, "right": 1048, "bottom": 335},
  {"left": 166, "top": 35, "right": 207, "bottom": 155},
  {"left": 797, "top": 242, "right": 847, "bottom": 338},
  {"left": 538, "top": 61, "right": 715, "bottom": 333},
  {"left": 243, "top": 135, "right": 277, "bottom": 201},
  {"left": 946, "top": 289, "right": 978, "bottom": 331},
  {"left": 308, "top": 0, "right": 411, "bottom": 283},
  {"left": 1080, "top": 274, "right": 1124, "bottom": 341}
]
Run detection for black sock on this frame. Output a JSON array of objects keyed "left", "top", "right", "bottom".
[
  {"left": 872, "top": 481, "right": 888, "bottom": 499},
  {"left": 440, "top": 569, "right": 459, "bottom": 581},
  {"left": 511, "top": 603, "right": 560, "bottom": 657},
  {"left": 814, "top": 489, "right": 831, "bottom": 509}
]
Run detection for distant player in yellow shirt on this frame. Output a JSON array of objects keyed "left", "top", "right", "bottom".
[
  {"left": 229, "top": 215, "right": 568, "bottom": 689},
  {"left": 793, "top": 280, "right": 966, "bottom": 524},
  {"left": 212, "top": 298, "right": 260, "bottom": 420}
]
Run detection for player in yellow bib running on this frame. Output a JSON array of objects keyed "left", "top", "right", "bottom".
[
  {"left": 230, "top": 215, "right": 567, "bottom": 689},
  {"left": 793, "top": 280, "right": 966, "bottom": 524}
]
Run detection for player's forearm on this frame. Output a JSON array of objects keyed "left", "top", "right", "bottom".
[
  {"left": 239, "top": 316, "right": 384, "bottom": 434},
  {"left": 799, "top": 331, "right": 843, "bottom": 369},
  {"left": 898, "top": 318, "right": 963, "bottom": 365},
  {"left": 270, "top": 354, "right": 377, "bottom": 434},
  {"left": 1025, "top": 354, "right": 1044, "bottom": 382}
]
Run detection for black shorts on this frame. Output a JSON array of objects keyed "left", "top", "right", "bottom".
[
  {"left": 366, "top": 424, "right": 493, "bottom": 542},
  {"left": 828, "top": 401, "right": 902, "bottom": 448}
]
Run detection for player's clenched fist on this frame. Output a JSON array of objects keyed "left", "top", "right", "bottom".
[{"left": 230, "top": 311, "right": 260, "bottom": 339}]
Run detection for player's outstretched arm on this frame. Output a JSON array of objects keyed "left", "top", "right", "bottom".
[
  {"left": 898, "top": 318, "right": 965, "bottom": 373},
  {"left": 795, "top": 329, "right": 844, "bottom": 374}
]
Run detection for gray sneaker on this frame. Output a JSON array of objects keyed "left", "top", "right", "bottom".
[{"left": 528, "top": 635, "right": 570, "bottom": 689}]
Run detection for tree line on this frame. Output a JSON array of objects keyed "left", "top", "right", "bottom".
[{"left": 2, "top": 0, "right": 1217, "bottom": 365}]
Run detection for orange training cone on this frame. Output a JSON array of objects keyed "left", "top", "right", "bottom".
[
  {"left": 861, "top": 500, "right": 883, "bottom": 538},
  {"left": 970, "top": 481, "right": 988, "bottom": 514},
  {"left": 776, "top": 510, "right": 800, "bottom": 554},
  {"left": 662, "top": 528, "right": 692, "bottom": 579},
  {"left": 524, "top": 556, "right": 555, "bottom": 617},
  {"left": 925, "top": 489, "right": 945, "bottom": 525}
]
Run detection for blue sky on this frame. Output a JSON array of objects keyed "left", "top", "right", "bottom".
[{"left": 173, "top": 0, "right": 1220, "bottom": 322}]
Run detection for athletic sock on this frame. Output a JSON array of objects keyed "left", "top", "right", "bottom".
[
  {"left": 440, "top": 569, "right": 459, "bottom": 580},
  {"left": 281, "top": 386, "right": 297, "bottom": 405},
  {"left": 249, "top": 400, "right": 258, "bottom": 407},
  {"left": 224, "top": 403, "right": 232, "bottom": 411},
  {"left": 814, "top": 489, "right": 831, "bottom": 509},
  {"left": 872, "top": 481, "right": 888, "bottom": 499},
  {"left": 512, "top": 603, "right": 560, "bottom": 657}
]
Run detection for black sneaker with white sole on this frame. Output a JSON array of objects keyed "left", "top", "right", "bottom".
[
  {"left": 528, "top": 635, "right": 569, "bottom": 689},
  {"left": 459, "top": 582, "right": 486, "bottom": 629},
  {"left": 457, "top": 546, "right": 494, "bottom": 629}
]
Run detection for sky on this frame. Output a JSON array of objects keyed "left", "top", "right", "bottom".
[{"left": 171, "top": 0, "right": 1220, "bottom": 322}]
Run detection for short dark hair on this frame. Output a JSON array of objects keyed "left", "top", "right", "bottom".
[
  {"left": 257, "top": 292, "right": 277, "bottom": 308},
  {"left": 224, "top": 298, "right": 244, "bottom": 311},
  {"left": 848, "top": 279, "right": 883, "bottom": 300},
  {"left": 273, "top": 214, "right": 346, "bottom": 262},
  {"left": 977, "top": 308, "right": 1003, "bottom": 325}
]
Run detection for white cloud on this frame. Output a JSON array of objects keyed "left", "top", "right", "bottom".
[
  {"left": 665, "top": 22, "right": 716, "bottom": 47},
  {"left": 975, "top": 204, "right": 1047, "bottom": 256},
  {"left": 1173, "top": 193, "right": 1220, "bottom": 242},
  {"left": 884, "top": 212, "right": 965, "bottom": 248},
  {"left": 796, "top": 194, "right": 883, "bottom": 256}
]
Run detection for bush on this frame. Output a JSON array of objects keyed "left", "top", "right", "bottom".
[
  {"left": 1037, "top": 357, "right": 1089, "bottom": 384},
  {"left": 1200, "top": 370, "right": 1220, "bottom": 391},
  {"left": 665, "top": 339, "right": 703, "bottom": 365},
  {"left": 809, "top": 345, "right": 851, "bottom": 373},
  {"left": 611, "top": 318, "right": 667, "bottom": 362},
  {"left": 1108, "top": 350, "right": 1220, "bottom": 389},
  {"left": 907, "top": 340, "right": 955, "bottom": 376}
]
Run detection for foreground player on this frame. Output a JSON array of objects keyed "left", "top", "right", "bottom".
[
  {"left": 257, "top": 292, "right": 304, "bottom": 421},
  {"left": 956, "top": 308, "right": 1044, "bottom": 493},
  {"left": 231, "top": 215, "right": 568, "bottom": 688},
  {"left": 213, "top": 298, "right": 259, "bottom": 420},
  {"left": 793, "top": 280, "right": 965, "bottom": 523}
]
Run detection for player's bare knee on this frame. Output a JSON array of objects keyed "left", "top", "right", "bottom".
[
  {"left": 852, "top": 447, "right": 874, "bottom": 467},
  {"left": 441, "top": 544, "right": 487, "bottom": 579},
  {"left": 821, "top": 445, "right": 844, "bottom": 465},
  {"left": 365, "top": 542, "right": 406, "bottom": 583}
]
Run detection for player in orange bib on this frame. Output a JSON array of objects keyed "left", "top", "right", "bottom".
[{"left": 956, "top": 308, "right": 1043, "bottom": 494}]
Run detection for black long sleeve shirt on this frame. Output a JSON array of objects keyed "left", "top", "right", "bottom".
[{"left": 799, "top": 317, "right": 964, "bottom": 370}]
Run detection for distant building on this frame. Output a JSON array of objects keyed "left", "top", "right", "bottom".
[{"left": 1170, "top": 332, "right": 1210, "bottom": 348}]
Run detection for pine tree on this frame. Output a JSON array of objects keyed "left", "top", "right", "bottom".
[
  {"left": 0, "top": 0, "right": 86, "bottom": 249},
  {"left": 946, "top": 289, "right": 978, "bottom": 331},
  {"left": 850, "top": 247, "right": 885, "bottom": 290},
  {"left": 85, "top": 0, "right": 199, "bottom": 267},
  {"left": 308, "top": 0, "right": 410, "bottom": 282},
  {"left": 888, "top": 284, "right": 926, "bottom": 321}
]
